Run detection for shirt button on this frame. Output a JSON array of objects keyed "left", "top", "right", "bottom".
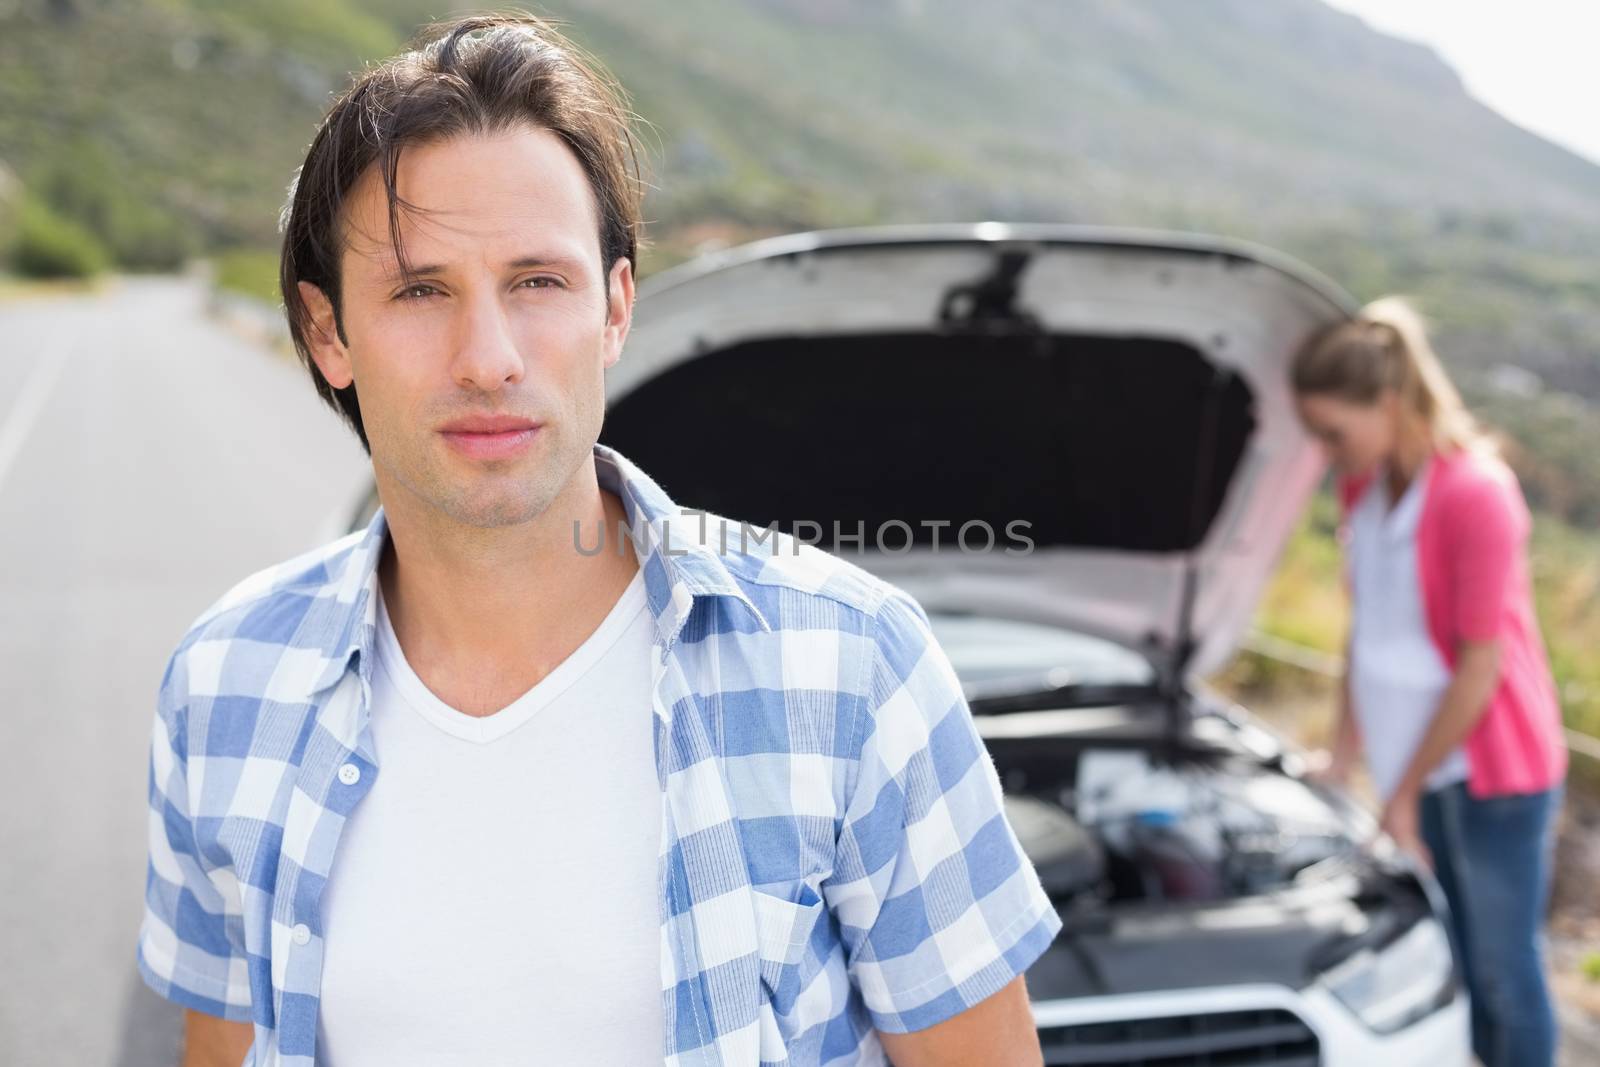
[
  {"left": 337, "top": 762, "right": 361, "bottom": 785},
  {"left": 291, "top": 923, "right": 311, "bottom": 946}
]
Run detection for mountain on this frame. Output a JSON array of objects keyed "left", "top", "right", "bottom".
[
  {"left": 6, "top": 0, "right": 1599, "bottom": 242},
  {"left": 2, "top": 0, "right": 1598, "bottom": 519},
  {"left": 566, "top": 0, "right": 1600, "bottom": 234}
]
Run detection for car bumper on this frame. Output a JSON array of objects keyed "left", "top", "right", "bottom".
[{"left": 1030, "top": 981, "right": 1470, "bottom": 1065}]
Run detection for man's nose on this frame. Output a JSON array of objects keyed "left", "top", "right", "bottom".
[{"left": 450, "top": 289, "right": 526, "bottom": 391}]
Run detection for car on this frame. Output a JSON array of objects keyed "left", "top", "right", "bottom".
[{"left": 338, "top": 223, "right": 1472, "bottom": 1065}]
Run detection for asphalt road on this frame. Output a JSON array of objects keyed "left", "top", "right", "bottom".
[{"left": 0, "top": 276, "right": 370, "bottom": 1066}]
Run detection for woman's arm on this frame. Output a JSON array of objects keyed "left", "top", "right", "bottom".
[
  {"left": 1315, "top": 637, "right": 1363, "bottom": 785},
  {"left": 1380, "top": 638, "right": 1501, "bottom": 862},
  {"left": 1334, "top": 637, "right": 1363, "bottom": 771},
  {"left": 1382, "top": 462, "right": 1524, "bottom": 863}
]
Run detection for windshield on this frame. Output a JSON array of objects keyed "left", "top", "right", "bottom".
[{"left": 926, "top": 614, "right": 1156, "bottom": 698}]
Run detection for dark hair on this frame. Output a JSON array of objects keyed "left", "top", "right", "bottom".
[{"left": 278, "top": 10, "right": 645, "bottom": 453}]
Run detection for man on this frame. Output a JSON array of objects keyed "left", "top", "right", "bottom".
[{"left": 138, "top": 14, "right": 1060, "bottom": 1066}]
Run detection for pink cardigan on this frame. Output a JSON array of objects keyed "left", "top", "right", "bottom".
[{"left": 1338, "top": 448, "right": 1568, "bottom": 798}]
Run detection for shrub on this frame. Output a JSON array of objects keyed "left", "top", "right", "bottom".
[
  {"left": 213, "top": 247, "right": 283, "bottom": 305},
  {"left": 8, "top": 194, "right": 110, "bottom": 278}
]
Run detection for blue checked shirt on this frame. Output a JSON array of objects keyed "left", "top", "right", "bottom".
[{"left": 138, "top": 443, "right": 1063, "bottom": 1066}]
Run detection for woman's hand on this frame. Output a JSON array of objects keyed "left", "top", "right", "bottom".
[
  {"left": 1305, "top": 747, "right": 1355, "bottom": 788},
  {"left": 1379, "top": 788, "right": 1433, "bottom": 871},
  {"left": 1379, "top": 638, "right": 1501, "bottom": 875}
]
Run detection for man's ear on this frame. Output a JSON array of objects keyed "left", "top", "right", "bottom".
[
  {"left": 297, "top": 280, "right": 354, "bottom": 390},
  {"left": 601, "top": 256, "right": 635, "bottom": 371}
]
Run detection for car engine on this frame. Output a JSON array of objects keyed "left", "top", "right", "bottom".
[{"left": 1002, "top": 746, "right": 1357, "bottom": 907}]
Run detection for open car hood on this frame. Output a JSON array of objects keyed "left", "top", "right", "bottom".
[{"left": 601, "top": 224, "right": 1353, "bottom": 679}]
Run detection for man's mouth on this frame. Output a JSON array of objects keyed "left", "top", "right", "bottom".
[{"left": 438, "top": 415, "right": 542, "bottom": 460}]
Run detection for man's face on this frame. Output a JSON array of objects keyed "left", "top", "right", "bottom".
[{"left": 300, "top": 125, "right": 633, "bottom": 529}]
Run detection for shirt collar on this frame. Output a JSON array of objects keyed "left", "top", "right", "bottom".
[
  {"left": 293, "top": 442, "right": 771, "bottom": 701},
  {"left": 1369, "top": 455, "right": 1433, "bottom": 541}
]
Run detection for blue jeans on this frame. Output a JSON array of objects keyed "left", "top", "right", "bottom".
[{"left": 1419, "top": 781, "right": 1563, "bottom": 1067}]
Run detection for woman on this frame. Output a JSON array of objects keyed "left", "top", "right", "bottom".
[{"left": 1290, "top": 297, "right": 1568, "bottom": 1067}]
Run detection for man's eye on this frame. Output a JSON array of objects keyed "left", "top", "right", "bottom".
[{"left": 394, "top": 278, "right": 559, "bottom": 301}]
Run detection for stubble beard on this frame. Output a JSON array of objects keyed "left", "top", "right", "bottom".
[{"left": 370, "top": 386, "right": 599, "bottom": 533}]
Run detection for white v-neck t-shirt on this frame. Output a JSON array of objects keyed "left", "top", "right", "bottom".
[
  {"left": 1347, "top": 461, "right": 1469, "bottom": 804},
  {"left": 315, "top": 567, "right": 664, "bottom": 1066}
]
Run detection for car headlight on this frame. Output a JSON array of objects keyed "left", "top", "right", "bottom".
[{"left": 1320, "top": 917, "right": 1456, "bottom": 1033}]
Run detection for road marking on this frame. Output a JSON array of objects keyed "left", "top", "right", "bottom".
[{"left": 0, "top": 326, "right": 77, "bottom": 499}]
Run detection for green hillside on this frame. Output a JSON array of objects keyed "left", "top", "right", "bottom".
[
  {"left": 2, "top": 0, "right": 1598, "bottom": 521},
  {"left": 6, "top": 2, "right": 1600, "bottom": 250}
]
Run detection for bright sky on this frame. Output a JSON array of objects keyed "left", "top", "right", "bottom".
[{"left": 1323, "top": 0, "right": 1600, "bottom": 166}]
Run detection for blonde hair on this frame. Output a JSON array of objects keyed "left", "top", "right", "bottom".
[{"left": 1291, "top": 296, "right": 1495, "bottom": 456}]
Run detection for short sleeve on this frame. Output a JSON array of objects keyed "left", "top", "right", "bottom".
[
  {"left": 136, "top": 649, "right": 254, "bottom": 1021},
  {"left": 824, "top": 588, "right": 1062, "bottom": 1034},
  {"left": 1446, "top": 473, "right": 1525, "bottom": 644}
]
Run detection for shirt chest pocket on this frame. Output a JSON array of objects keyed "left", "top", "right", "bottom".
[{"left": 751, "top": 883, "right": 826, "bottom": 1023}]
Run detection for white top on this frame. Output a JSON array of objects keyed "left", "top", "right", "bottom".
[
  {"left": 315, "top": 568, "right": 664, "bottom": 1066},
  {"left": 1347, "top": 460, "right": 1469, "bottom": 804}
]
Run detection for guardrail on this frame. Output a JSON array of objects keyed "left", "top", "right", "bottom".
[{"left": 1240, "top": 629, "right": 1600, "bottom": 765}]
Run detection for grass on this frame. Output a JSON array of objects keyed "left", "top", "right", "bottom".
[
  {"left": 0, "top": 271, "right": 111, "bottom": 302},
  {"left": 1530, "top": 516, "right": 1600, "bottom": 739},
  {"left": 1225, "top": 488, "right": 1600, "bottom": 746},
  {"left": 211, "top": 248, "right": 283, "bottom": 306}
]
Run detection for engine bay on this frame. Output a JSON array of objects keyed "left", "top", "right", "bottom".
[{"left": 996, "top": 735, "right": 1359, "bottom": 908}]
